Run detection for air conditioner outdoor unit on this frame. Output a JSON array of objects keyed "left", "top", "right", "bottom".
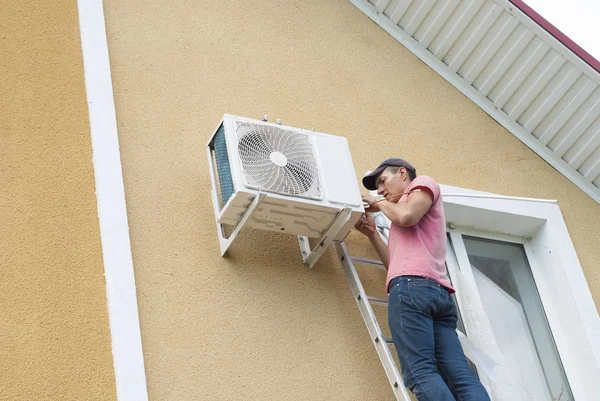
[{"left": 207, "top": 114, "right": 364, "bottom": 267}]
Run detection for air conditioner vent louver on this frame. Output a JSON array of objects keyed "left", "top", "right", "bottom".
[
  {"left": 235, "top": 121, "right": 322, "bottom": 199},
  {"left": 213, "top": 125, "right": 235, "bottom": 207}
]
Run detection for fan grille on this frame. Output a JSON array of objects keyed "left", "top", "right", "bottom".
[{"left": 236, "top": 121, "right": 322, "bottom": 199}]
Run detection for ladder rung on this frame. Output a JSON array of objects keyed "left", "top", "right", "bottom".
[
  {"left": 350, "top": 256, "right": 385, "bottom": 268},
  {"left": 367, "top": 295, "right": 388, "bottom": 307},
  {"left": 384, "top": 337, "right": 394, "bottom": 345}
]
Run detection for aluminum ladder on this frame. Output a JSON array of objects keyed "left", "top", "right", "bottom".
[{"left": 334, "top": 240, "right": 412, "bottom": 401}]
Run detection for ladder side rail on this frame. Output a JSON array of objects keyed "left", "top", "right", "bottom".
[{"left": 334, "top": 241, "right": 411, "bottom": 401}]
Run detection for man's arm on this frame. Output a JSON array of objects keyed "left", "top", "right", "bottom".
[
  {"left": 354, "top": 213, "right": 389, "bottom": 270},
  {"left": 368, "top": 231, "right": 389, "bottom": 270},
  {"left": 372, "top": 190, "right": 433, "bottom": 227}
]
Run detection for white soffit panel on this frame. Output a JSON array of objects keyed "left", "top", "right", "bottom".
[{"left": 350, "top": 0, "right": 600, "bottom": 203}]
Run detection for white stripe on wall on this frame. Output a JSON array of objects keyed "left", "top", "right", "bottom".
[{"left": 77, "top": 0, "right": 148, "bottom": 399}]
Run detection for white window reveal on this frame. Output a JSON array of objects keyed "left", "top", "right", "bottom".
[
  {"left": 441, "top": 184, "right": 600, "bottom": 401},
  {"left": 447, "top": 231, "right": 573, "bottom": 400}
]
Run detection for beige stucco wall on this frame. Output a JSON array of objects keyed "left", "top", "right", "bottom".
[
  {"left": 0, "top": 2, "right": 116, "bottom": 400},
  {"left": 103, "top": 0, "right": 600, "bottom": 399}
]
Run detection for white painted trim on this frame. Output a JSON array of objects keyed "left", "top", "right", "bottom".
[
  {"left": 77, "top": 1, "right": 148, "bottom": 400},
  {"left": 377, "top": 192, "right": 558, "bottom": 203},
  {"left": 443, "top": 193, "right": 557, "bottom": 203},
  {"left": 450, "top": 226, "right": 527, "bottom": 244},
  {"left": 347, "top": 0, "right": 600, "bottom": 204},
  {"left": 441, "top": 184, "right": 600, "bottom": 400},
  {"left": 491, "top": 0, "right": 600, "bottom": 85}
]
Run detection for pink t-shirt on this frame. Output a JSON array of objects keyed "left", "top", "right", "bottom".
[{"left": 386, "top": 176, "right": 455, "bottom": 294}]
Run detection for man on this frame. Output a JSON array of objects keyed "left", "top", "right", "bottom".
[{"left": 355, "top": 158, "right": 490, "bottom": 401}]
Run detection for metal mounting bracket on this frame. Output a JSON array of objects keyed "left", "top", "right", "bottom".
[
  {"left": 216, "top": 193, "right": 266, "bottom": 256},
  {"left": 297, "top": 207, "right": 352, "bottom": 269}
]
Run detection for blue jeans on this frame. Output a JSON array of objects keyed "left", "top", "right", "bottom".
[{"left": 388, "top": 276, "right": 490, "bottom": 401}]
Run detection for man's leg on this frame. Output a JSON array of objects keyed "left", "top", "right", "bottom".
[
  {"left": 434, "top": 291, "right": 491, "bottom": 401},
  {"left": 388, "top": 277, "right": 455, "bottom": 401}
]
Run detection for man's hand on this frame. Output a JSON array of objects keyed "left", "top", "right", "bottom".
[
  {"left": 362, "top": 194, "right": 381, "bottom": 212},
  {"left": 354, "top": 213, "right": 376, "bottom": 238},
  {"left": 354, "top": 212, "right": 389, "bottom": 270}
]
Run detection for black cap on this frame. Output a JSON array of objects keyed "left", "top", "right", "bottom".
[{"left": 362, "top": 158, "right": 416, "bottom": 190}]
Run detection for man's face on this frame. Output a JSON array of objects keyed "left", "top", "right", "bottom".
[{"left": 375, "top": 167, "right": 406, "bottom": 202}]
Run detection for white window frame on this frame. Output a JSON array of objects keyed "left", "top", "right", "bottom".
[{"left": 441, "top": 184, "right": 600, "bottom": 401}]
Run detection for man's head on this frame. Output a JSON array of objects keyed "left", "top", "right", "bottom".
[{"left": 362, "top": 158, "right": 416, "bottom": 202}]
